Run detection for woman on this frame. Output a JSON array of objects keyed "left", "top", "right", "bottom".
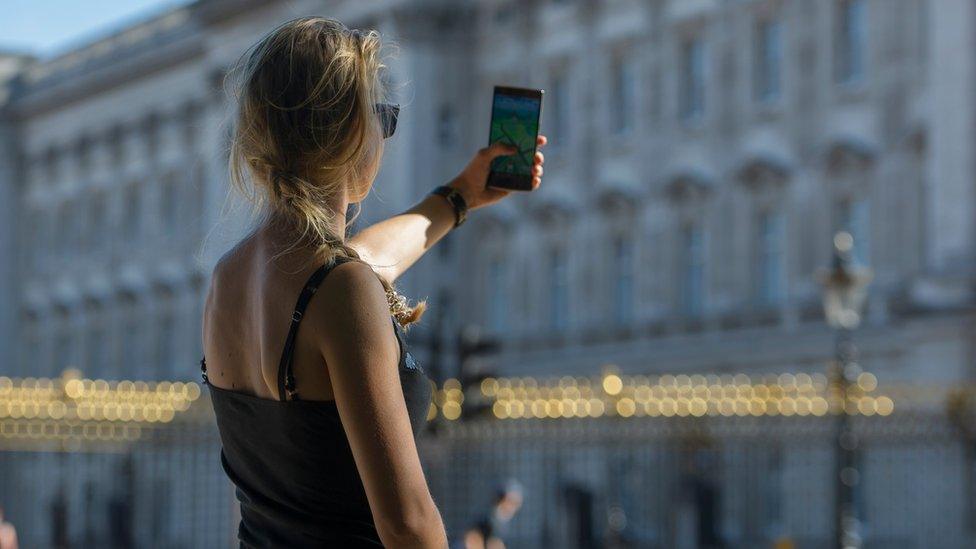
[{"left": 200, "top": 17, "right": 546, "bottom": 548}]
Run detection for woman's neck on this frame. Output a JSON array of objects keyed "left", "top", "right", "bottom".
[
  {"left": 256, "top": 204, "right": 349, "bottom": 267},
  {"left": 263, "top": 206, "right": 348, "bottom": 239}
]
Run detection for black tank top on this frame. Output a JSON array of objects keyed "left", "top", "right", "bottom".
[{"left": 200, "top": 256, "right": 433, "bottom": 548}]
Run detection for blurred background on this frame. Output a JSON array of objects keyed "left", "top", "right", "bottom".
[{"left": 1, "top": 0, "right": 975, "bottom": 547}]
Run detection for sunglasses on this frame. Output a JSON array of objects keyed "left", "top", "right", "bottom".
[{"left": 375, "top": 103, "right": 400, "bottom": 139}]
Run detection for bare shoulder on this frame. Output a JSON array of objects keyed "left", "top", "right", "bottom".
[
  {"left": 316, "top": 260, "right": 389, "bottom": 318},
  {"left": 210, "top": 239, "right": 252, "bottom": 286},
  {"left": 204, "top": 249, "right": 233, "bottom": 313},
  {"left": 202, "top": 238, "right": 260, "bottom": 340},
  {"left": 307, "top": 260, "right": 393, "bottom": 346},
  {"left": 206, "top": 237, "right": 259, "bottom": 305}
]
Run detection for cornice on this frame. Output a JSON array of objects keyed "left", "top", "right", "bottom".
[
  {"left": 528, "top": 190, "right": 582, "bottom": 227},
  {"left": 735, "top": 154, "right": 791, "bottom": 189},
  {"left": 661, "top": 166, "right": 716, "bottom": 202},
  {"left": 9, "top": 31, "right": 206, "bottom": 119},
  {"left": 823, "top": 135, "right": 877, "bottom": 173},
  {"left": 594, "top": 180, "right": 642, "bottom": 214}
]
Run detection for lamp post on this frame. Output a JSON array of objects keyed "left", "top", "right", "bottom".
[{"left": 817, "top": 231, "right": 872, "bottom": 549}]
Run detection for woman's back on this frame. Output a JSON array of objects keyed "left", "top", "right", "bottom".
[
  {"left": 201, "top": 232, "right": 433, "bottom": 547},
  {"left": 203, "top": 232, "right": 344, "bottom": 401}
]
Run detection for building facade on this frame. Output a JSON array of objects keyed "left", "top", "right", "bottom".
[
  {"left": 1, "top": 0, "right": 974, "bottom": 547},
  {"left": 452, "top": 0, "right": 974, "bottom": 387}
]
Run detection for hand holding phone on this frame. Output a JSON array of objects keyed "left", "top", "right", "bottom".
[
  {"left": 444, "top": 88, "right": 546, "bottom": 213},
  {"left": 486, "top": 86, "right": 544, "bottom": 192}
]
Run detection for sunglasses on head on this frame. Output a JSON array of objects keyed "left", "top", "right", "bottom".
[{"left": 375, "top": 103, "right": 399, "bottom": 139}]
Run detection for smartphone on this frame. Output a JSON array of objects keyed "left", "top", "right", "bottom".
[{"left": 486, "top": 86, "right": 544, "bottom": 192}]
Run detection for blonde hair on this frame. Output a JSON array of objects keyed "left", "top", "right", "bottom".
[{"left": 227, "top": 16, "right": 425, "bottom": 327}]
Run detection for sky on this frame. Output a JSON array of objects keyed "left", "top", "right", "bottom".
[{"left": 1, "top": 0, "right": 193, "bottom": 58}]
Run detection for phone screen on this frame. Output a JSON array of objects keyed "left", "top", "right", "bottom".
[{"left": 487, "top": 86, "right": 543, "bottom": 191}]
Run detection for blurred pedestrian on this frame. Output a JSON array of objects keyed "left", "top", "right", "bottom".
[
  {"left": 463, "top": 480, "right": 524, "bottom": 549},
  {"left": 0, "top": 507, "right": 19, "bottom": 549}
]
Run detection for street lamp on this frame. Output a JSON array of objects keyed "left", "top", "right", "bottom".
[
  {"left": 817, "top": 231, "right": 873, "bottom": 549},
  {"left": 819, "top": 232, "right": 872, "bottom": 330}
]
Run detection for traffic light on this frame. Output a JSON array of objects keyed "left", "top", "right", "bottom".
[
  {"left": 458, "top": 325, "right": 499, "bottom": 379},
  {"left": 457, "top": 324, "right": 499, "bottom": 420}
]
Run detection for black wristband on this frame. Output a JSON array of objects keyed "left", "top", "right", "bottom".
[{"left": 430, "top": 185, "right": 468, "bottom": 227}]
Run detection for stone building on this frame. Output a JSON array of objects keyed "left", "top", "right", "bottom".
[
  {"left": 449, "top": 0, "right": 973, "bottom": 388},
  {"left": 0, "top": 0, "right": 974, "bottom": 547}
]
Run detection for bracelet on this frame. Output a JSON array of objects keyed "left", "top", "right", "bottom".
[{"left": 430, "top": 185, "right": 468, "bottom": 227}]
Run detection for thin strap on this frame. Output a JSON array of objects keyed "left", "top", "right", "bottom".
[
  {"left": 391, "top": 316, "right": 407, "bottom": 364},
  {"left": 277, "top": 256, "right": 354, "bottom": 401}
]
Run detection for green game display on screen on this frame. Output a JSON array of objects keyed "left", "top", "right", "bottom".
[{"left": 487, "top": 86, "right": 543, "bottom": 192}]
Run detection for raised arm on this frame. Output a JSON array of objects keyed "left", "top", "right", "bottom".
[
  {"left": 349, "top": 136, "right": 546, "bottom": 284},
  {"left": 313, "top": 260, "right": 447, "bottom": 548}
]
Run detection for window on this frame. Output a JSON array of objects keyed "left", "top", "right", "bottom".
[
  {"left": 838, "top": 198, "right": 870, "bottom": 265},
  {"left": 755, "top": 18, "right": 782, "bottom": 102},
  {"left": 91, "top": 191, "right": 106, "bottom": 254},
  {"left": 916, "top": 0, "right": 928, "bottom": 66},
  {"left": 681, "top": 225, "right": 704, "bottom": 315},
  {"left": 548, "top": 248, "right": 569, "bottom": 330},
  {"left": 20, "top": 317, "right": 40, "bottom": 378},
  {"left": 757, "top": 211, "right": 785, "bottom": 305},
  {"left": 46, "top": 148, "right": 60, "bottom": 184},
  {"left": 648, "top": 66, "right": 662, "bottom": 123},
  {"left": 77, "top": 140, "right": 92, "bottom": 176},
  {"left": 160, "top": 172, "right": 179, "bottom": 234},
  {"left": 156, "top": 302, "right": 174, "bottom": 378},
  {"left": 437, "top": 103, "right": 456, "bottom": 146},
  {"left": 612, "top": 236, "right": 634, "bottom": 324},
  {"left": 109, "top": 129, "right": 125, "bottom": 167},
  {"left": 51, "top": 202, "right": 68, "bottom": 258},
  {"left": 54, "top": 316, "right": 72, "bottom": 375},
  {"left": 836, "top": 0, "right": 866, "bottom": 83},
  {"left": 123, "top": 184, "right": 140, "bottom": 243},
  {"left": 51, "top": 203, "right": 65, "bottom": 257},
  {"left": 120, "top": 295, "right": 140, "bottom": 374},
  {"left": 494, "top": 2, "right": 515, "bottom": 24},
  {"left": 75, "top": 196, "right": 91, "bottom": 253},
  {"left": 61, "top": 198, "right": 81, "bottom": 256},
  {"left": 679, "top": 38, "right": 705, "bottom": 120},
  {"left": 85, "top": 309, "right": 105, "bottom": 375},
  {"left": 549, "top": 70, "right": 570, "bottom": 147},
  {"left": 610, "top": 55, "right": 637, "bottom": 134},
  {"left": 487, "top": 257, "right": 507, "bottom": 332},
  {"left": 27, "top": 206, "right": 44, "bottom": 270},
  {"left": 191, "top": 161, "right": 207, "bottom": 239}
]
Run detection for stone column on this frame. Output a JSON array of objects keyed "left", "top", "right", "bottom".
[
  {"left": 927, "top": 0, "right": 976, "bottom": 273},
  {"left": 198, "top": 68, "right": 245, "bottom": 272},
  {"left": 0, "top": 119, "right": 17, "bottom": 373},
  {"left": 121, "top": 123, "right": 148, "bottom": 261},
  {"left": 157, "top": 112, "right": 184, "bottom": 257},
  {"left": 179, "top": 284, "right": 195, "bottom": 381}
]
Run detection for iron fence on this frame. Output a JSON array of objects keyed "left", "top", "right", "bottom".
[{"left": 1, "top": 382, "right": 973, "bottom": 549}]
